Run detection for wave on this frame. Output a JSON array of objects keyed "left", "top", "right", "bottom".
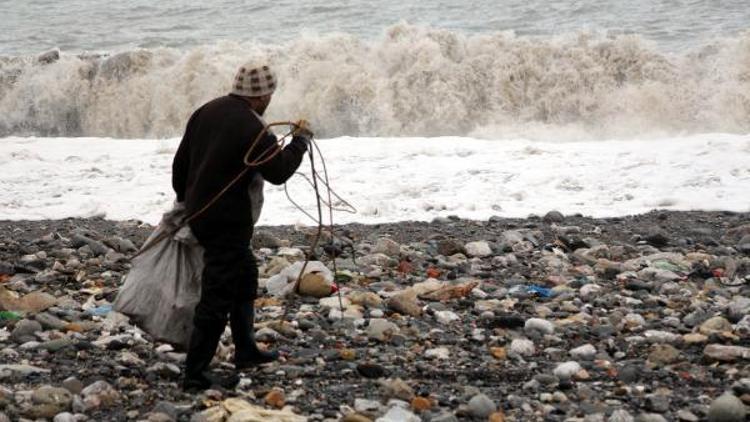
[{"left": 1, "top": 24, "right": 749, "bottom": 139}]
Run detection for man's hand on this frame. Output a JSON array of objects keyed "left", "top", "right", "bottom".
[{"left": 292, "top": 119, "right": 314, "bottom": 139}]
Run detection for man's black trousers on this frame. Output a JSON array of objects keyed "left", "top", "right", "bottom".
[{"left": 185, "top": 224, "right": 257, "bottom": 378}]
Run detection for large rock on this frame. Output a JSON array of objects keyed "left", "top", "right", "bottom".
[
  {"left": 509, "top": 338, "right": 535, "bottom": 357},
  {"left": 80, "top": 381, "right": 120, "bottom": 411},
  {"left": 648, "top": 344, "right": 681, "bottom": 366},
  {"left": 376, "top": 406, "right": 420, "bottom": 422},
  {"left": 700, "top": 316, "right": 733, "bottom": 335},
  {"left": 727, "top": 297, "right": 750, "bottom": 323},
  {"left": 27, "top": 386, "right": 73, "bottom": 419},
  {"left": 0, "top": 364, "right": 50, "bottom": 380},
  {"left": 386, "top": 291, "right": 422, "bottom": 317},
  {"left": 437, "top": 239, "right": 465, "bottom": 256},
  {"left": 467, "top": 393, "right": 496, "bottom": 419},
  {"left": 374, "top": 238, "right": 401, "bottom": 257},
  {"left": 553, "top": 361, "right": 582, "bottom": 381},
  {"left": 704, "top": 345, "right": 750, "bottom": 362},
  {"left": 367, "top": 319, "right": 400, "bottom": 342},
  {"left": 378, "top": 378, "right": 414, "bottom": 401},
  {"left": 524, "top": 318, "right": 555, "bottom": 336},
  {"left": 707, "top": 394, "right": 746, "bottom": 422},
  {"left": 348, "top": 291, "right": 382, "bottom": 308},
  {"left": 0, "top": 287, "right": 57, "bottom": 313},
  {"left": 465, "top": 241, "right": 493, "bottom": 257},
  {"left": 11, "top": 319, "right": 43, "bottom": 343},
  {"left": 298, "top": 273, "right": 333, "bottom": 298},
  {"left": 570, "top": 344, "right": 597, "bottom": 361}
]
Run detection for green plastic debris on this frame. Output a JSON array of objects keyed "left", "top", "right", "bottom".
[
  {"left": 0, "top": 311, "right": 21, "bottom": 320},
  {"left": 651, "top": 260, "right": 685, "bottom": 273},
  {"left": 334, "top": 271, "right": 354, "bottom": 284}
]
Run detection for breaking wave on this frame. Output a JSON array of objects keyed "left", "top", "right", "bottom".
[{"left": 1, "top": 24, "right": 749, "bottom": 139}]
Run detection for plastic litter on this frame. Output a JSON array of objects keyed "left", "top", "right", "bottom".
[
  {"left": 526, "top": 285, "right": 554, "bottom": 298},
  {"left": 0, "top": 311, "right": 21, "bottom": 320},
  {"left": 86, "top": 304, "right": 113, "bottom": 316}
]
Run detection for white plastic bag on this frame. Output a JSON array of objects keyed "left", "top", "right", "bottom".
[
  {"left": 114, "top": 174, "right": 266, "bottom": 349},
  {"left": 113, "top": 203, "right": 204, "bottom": 349}
]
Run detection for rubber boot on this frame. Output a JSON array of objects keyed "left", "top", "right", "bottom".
[
  {"left": 182, "top": 323, "right": 240, "bottom": 392},
  {"left": 231, "top": 301, "right": 279, "bottom": 370}
]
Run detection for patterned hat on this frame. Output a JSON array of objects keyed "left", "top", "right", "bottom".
[{"left": 230, "top": 63, "right": 277, "bottom": 97}]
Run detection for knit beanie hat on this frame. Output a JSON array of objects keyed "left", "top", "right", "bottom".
[{"left": 230, "top": 63, "right": 277, "bottom": 97}]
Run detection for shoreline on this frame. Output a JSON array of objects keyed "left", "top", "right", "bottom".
[{"left": 0, "top": 210, "right": 749, "bottom": 420}]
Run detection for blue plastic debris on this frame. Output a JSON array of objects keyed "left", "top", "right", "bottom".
[
  {"left": 526, "top": 285, "right": 553, "bottom": 298},
  {"left": 87, "top": 304, "right": 113, "bottom": 316}
]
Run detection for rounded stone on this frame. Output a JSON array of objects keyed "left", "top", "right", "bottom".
[
  {"left": 524, "top": 318, "right": 555, "bottom": 335},
  {"left": 467, "top": 393, "right": 496, "bottom": 419},
  {"left": 707, "top": 394, "right": 746, "bottom": 422}
]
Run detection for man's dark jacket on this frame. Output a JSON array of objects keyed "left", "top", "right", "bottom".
[{"left": 172, "top": 95, "right": 307, "bottom": 232}]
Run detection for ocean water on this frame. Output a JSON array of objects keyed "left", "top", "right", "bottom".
[
  {"left": 1, "top": 1, "right": 749, "bottom": 222},
  {"left": 1, "top": 0, "right": 749, "bottom": 140}
]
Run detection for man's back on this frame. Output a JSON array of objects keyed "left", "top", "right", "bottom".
[{"left": 172, "top": 95, "right": 307, "bottom": 231}]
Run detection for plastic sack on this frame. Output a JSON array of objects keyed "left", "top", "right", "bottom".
[
  {"left": 114, "top": 174, "right": 265, "bottom": 349},
  {"left": 113, "top": 203, "right": 204, "bottom": 349}
]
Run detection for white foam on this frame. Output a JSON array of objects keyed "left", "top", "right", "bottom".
[
  {"left": 1, "top": 135, "right": 748, "bottom": 225},
  {"left": 2, "top": 25, "right": 750, "bottom": 139}
]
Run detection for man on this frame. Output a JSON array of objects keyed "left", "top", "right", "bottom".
[{"left": 172, "top": 63, "right": 311, "bottom": 391}]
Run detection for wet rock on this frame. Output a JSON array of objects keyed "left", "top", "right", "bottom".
[
  {"left": 609, "top": 409, "right": 635, "bottom": 422},
  {"left": 644, "top": 227, "right": 670, "bottom": 247},
  {"left": 354, "top": 398, "right": 382, "bottom": 414},
  {"left": 357, "top": 363, "right": 386, "bottom": 379},
  {"left": 553, "top": 361, "right": 582, "bottom": 381},
  {"left": 374, "top": 238, "right": 401, "bottom": 256},
  {"left": 378, "top": 378, "right": 414, "bottom": 401},
  {"left": 525, "top": 318, "right": 555, "bottom": 335},
  {"left": 467, "top": 393, "right": 496, "bottom": 419},
  {"left": 264, "top": 389, "right": 285, "bottom": 409},
  {"left": 544, "top": 211, "right": 565, "bottom": 224},
  {"left": 704, "top": 344, "right": 750, "bottom": 362},
  {"left": 570, "top": 344, "right": 597, "bottom": 361},
  {"left": 376, "top": 406, "right": 420, "bottom": 422},
  {"left": 465, "top": 241, "right": 493, "bottom": 257},
  {"left": 435, "top": 310, "right": 460, "bottom": 324},
  {"left": 71, "top": 233, "right": 110, "bottom": 256},
  {"left": 35, "top": 312, "right": 69, "bottom": 330},
  {"left": 148, "top": 362, "right": 181, "bottom": 380},
  {"left": 298, "top": 273, "right": 333, "bottom": 298},
  {"left": 62, "top": 377, "right": 84, "bottom": 395},
  {"left": 644, "top": 394, "right": 670, "bottom": 413},
  {"left": 386, "top": 291, "right": 422, "bottom": 317},
  {"left": 676, "top": 410, "right": 699, "bottom": 421},
  {"left": 28, "top": 385, "right": 73, "bottom": 418},
  {"left": 348, "top": 291, "right": 382, "bottom": 308},
  {"left": 509, "top": 338, "right": 535, "bottom": 357},
  {"left": 707, "top": 394, "right": 746, "bottom": 422},
  {"left": 11, "top": 318, "right": 42, "bottom": 343},
  {"left": 367, "top": 319, "right": 400, "bottom": 342},
  {"left": 700, "top": 316, "right": 733, "bottom": 335},
  {"left": 38, "top": 49, "right": 60, "bottom": 64},
  {"left": 727, "top": 297, "right": 750, "bottom": 323},
  {"left": 437, "top": 239, "right": 465, "bottom": 256},
  {"left": 635, "top": 414, "right": 668, "bottom": 422},
  {"left": 80, "top": 380, "right": 120, "bottom": 411},
  {"left": 425, "top": 347, "right": 450, "bottom": 360},
  {"left": 648, "top": 344, "right": 681, "bottom": 366},
  {"left": 53, "top": 413, "right": 78, "bottom": 422}
]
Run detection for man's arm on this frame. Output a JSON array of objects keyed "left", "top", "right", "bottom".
[{"left": 254, "top": 133, "right": 309, "bottom": 185}]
